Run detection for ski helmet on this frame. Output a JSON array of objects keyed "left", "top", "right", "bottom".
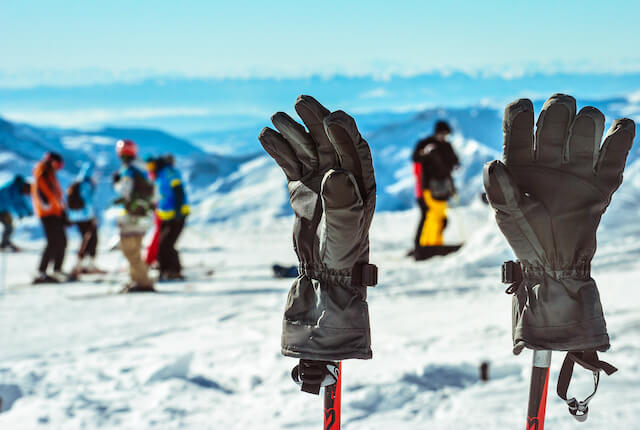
[
  {"left": 44, "top": 151, "right": 64, "bottom": 169},
  {"left": 116, "top": 139, "right": 138, "bottom": 158}
]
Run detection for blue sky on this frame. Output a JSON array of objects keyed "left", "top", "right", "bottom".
[{"left": 2, "top": 0, "right": 640, "bottom": 86}]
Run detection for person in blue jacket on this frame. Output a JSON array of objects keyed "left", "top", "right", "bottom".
[
  {"left": 67, "top": 162, "right": 105, "bottom": 276},
  {"left": 146, "top": 154, "right": 190, "bottom": 280},
  {"left": 0, "top": 174, "right": 33, "bottom": 251}
]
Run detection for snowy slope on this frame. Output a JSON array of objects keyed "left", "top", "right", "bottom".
[
  {"left": 2, "top": 94, "right": 640, "bottom": 429},
  {"left": 1, "top": 202, "right": 639, "bottom": 429}
]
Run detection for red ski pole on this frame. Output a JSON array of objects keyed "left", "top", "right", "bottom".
[
  {"left": 324, "top": 362, "right": 341, "bottom": 430},
  {"left": 526, "top": 350, "right": 552, "bottom": 430}
]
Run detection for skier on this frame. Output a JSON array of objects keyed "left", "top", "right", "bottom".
[
  {"left": 147, "top": 154, "right": 190, "bottom": 280},
  {"left": 258, "top": 95, "right": 378, "bottom": 407},
  {"left": 0, "top": 174, "right": 33, "bottom": 252},
  {"left": 112, "top": 139, "right": 155, "bottom": 293},
  {"left": 411, "top": 120, "right": 460, "bottom": 260},
  {"left": 67, "top": 162, "right": 104, "bottom": 278},
  {"left": 32, "top": 152, "right": 68, "bottom": 283},
  {"left": 484, "top": 94, "right": 633, "bottom": 424}
]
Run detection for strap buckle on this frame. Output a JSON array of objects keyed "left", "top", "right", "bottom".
[
  {"left": 352, "top": 263, "right": 378, "bottom": 287},
  {"left": 501, "top": 260, "right": 522, "bottom": 284},
  {"left": 557, "top": 351, "right": 618, "bottom": 422}
]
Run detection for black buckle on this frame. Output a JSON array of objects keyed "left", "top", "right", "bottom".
[
  {"left": 291, "top": 360, "right": 339, "bottom": 395},
  {"left": 352, "top": 263, "right": 378, "bottom": 287},
  {"left": 501, "top": 261, "right": 522, "bottom": 284}
]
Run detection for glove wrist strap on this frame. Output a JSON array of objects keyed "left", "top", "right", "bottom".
[
  {"left": 299, "top": 263, "right": 378, "bottom": 287},
  {"left": 556, "top": 351, "right": 617, "bottom": 422},
  {"left": 501, "top": 260, "right": 591, "bottom": 293}
]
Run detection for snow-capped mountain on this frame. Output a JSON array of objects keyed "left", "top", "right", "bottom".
[{"left": 3, "top": 93, "right": 640, "bottom": 236}]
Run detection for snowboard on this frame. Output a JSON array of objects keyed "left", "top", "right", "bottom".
[{"left": 413, "top": 244, "right": 463, "bottom": 261}]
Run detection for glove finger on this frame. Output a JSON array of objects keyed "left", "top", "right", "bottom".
[
  {"left": 595, "top": 118, "right": 635, "bottom": 191},
  {"left": 295, "top": 95, "right": 337, "bottom": 171},
  {"left": 565, "top": 106, "right": 605, "bottom": 177},
  {"left": 534, "top": 94, "right": 576, "bottom": 167},
  {"left": 320, "top": 169, "right": 364, "bottom": 270},
  {"left": 258, "top": 127, "right": 303, "bottom": 181},
  {"left": 272, "top": 112, "right": 318, "bottom": 175},
  {"left": 503, "top": 98, "right": 535, "bottom": 165},
  {"left": 323, "top": 111, "right": 376, "bottom": 197}
]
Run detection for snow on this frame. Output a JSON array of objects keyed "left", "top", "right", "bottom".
[
  {"left": 2, "top": 89, "right": 640, "bottom": 428},
  {"left": 1, "top": 197, "right": 639, "bottom": 429}
]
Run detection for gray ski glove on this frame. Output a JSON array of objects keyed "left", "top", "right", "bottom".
[
  {"left": 259, "top": 95, "right": 377, "bottom": 361},
  {"left": 483, "top": 94, "right": 635, "bottom": 355}
]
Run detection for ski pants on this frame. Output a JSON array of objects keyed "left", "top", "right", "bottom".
[
  {"left": 413, "top": 197, "right": 428, "bottom": 250},
  {"left": 0, "top": 212, "right": 13, "bottom": 247},
  {"left": 120, "top": 233, "right": 153, "bottom": 288},
  {"left": 76, "top": 219, "right": 98, "bottom": 258},
  {"left": 158, "top": 217, "right": 185, "bottom": 275},
  {"left": 145, "top": 213, "right": 161, "bottom": 266},
  {"left": 39, "top": 215, "right": 67, "bottom": 273},
  {"left": 419, "top": 190, "right": 448, "bottom": 247}
]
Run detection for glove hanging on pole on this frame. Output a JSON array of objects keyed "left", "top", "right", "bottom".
[
  {"left": 259, "top": 95, "right": 378, "bottom": 362},
  {"left": 484, "top": 94, "right": 634, "bottom": 420}
]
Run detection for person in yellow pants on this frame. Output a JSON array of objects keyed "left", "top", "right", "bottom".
[
  {"left": 420, "top": 190, "right": 447, "bottom": 246},
  {"left": 411, "top": 120, "right": 460, "bottom": 260}
]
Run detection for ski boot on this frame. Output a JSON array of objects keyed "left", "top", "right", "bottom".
[
  {"left": 83, "top": 258, "right": 107, "bottom": 275},
  {"left": 0, "top": 242, "right": 20, "bottom": 253},
  {"left": 119, "top": 283, "right": 156, "bottom": 294},
  {"left": 32, "top": 272, "right": 60, "bottom": 284}
]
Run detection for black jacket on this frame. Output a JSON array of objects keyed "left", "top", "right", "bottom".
[{"left": 412, "top": 136, "right": 459, "bottom": 190}]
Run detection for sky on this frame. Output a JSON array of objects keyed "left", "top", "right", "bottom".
[{"left": 2, "top": 0, "right": 640, "bottom": 87}]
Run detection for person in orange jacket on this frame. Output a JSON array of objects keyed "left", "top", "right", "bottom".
[{"left": 32, "top": 152, "right": 68, "bottom": 283}]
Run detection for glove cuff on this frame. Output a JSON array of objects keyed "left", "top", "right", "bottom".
[
  {"left": 299, "top": 263, "right": 378, "bottom": 288},
  {"left": 502, "top": 260, "right": 609, "bottom": 354}
]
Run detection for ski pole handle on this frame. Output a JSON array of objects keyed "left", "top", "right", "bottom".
[
  {"left": 527, "top": 350, "right": 552, "bottom": 430},
  {"left": 324, "top": 362, "right": 341, "bottom": 430}
]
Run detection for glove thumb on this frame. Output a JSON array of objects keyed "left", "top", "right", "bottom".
[
  {"left": 483, "top": 160, "right": 523, "bottom": 214},
  {"left": 320, "top": 169, "right": 364, "bottom": 270},
  {"left": 483, "top": 160, "right": 550, "bottom": 262}
]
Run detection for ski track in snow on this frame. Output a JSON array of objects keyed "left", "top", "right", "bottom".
[{"left": 1, "top": 205, "right": 639, "bottom": 430}]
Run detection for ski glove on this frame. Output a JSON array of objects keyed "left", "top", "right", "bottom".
[
  {"left": 484, "top": 94, "right": 635, "bottom": 354},
  {"left": 259, "top": 95, "right": 377, "bottom": 361}
]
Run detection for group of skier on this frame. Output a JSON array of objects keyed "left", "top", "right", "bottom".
[
  {"left": 1, "top": 139, "right": 190, "bottom": 292},
  {"left": 112, "top": 139, "right": 190, "bottom": 292}
]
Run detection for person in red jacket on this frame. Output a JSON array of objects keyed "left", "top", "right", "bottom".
[{"left": 32, "top": 152, "right": 68, "bottom": 283}]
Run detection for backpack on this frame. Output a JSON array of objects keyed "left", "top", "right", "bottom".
[
  {"left": 67, "top": 181, "right": 84, "bottom": 210},
  {"left": 422, "top": 144, "right": 455, "bottom": 201},
  {"left": 125, "top": 168, "right": 154, "bottom": 216},
  {"left": 428, "top": 177, "right": 455, "bottom": 201}
]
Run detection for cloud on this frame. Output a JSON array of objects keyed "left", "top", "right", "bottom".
[
  {"left": 360, "top": 87, "right": 389, "bottom": 99},
  {"left": 2, "top": 107, "right": 213, "bottom": 128}
]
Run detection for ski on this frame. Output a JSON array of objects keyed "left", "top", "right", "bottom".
[{"left": 526, "top": 350, "right": 551, "bottom": 430}]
